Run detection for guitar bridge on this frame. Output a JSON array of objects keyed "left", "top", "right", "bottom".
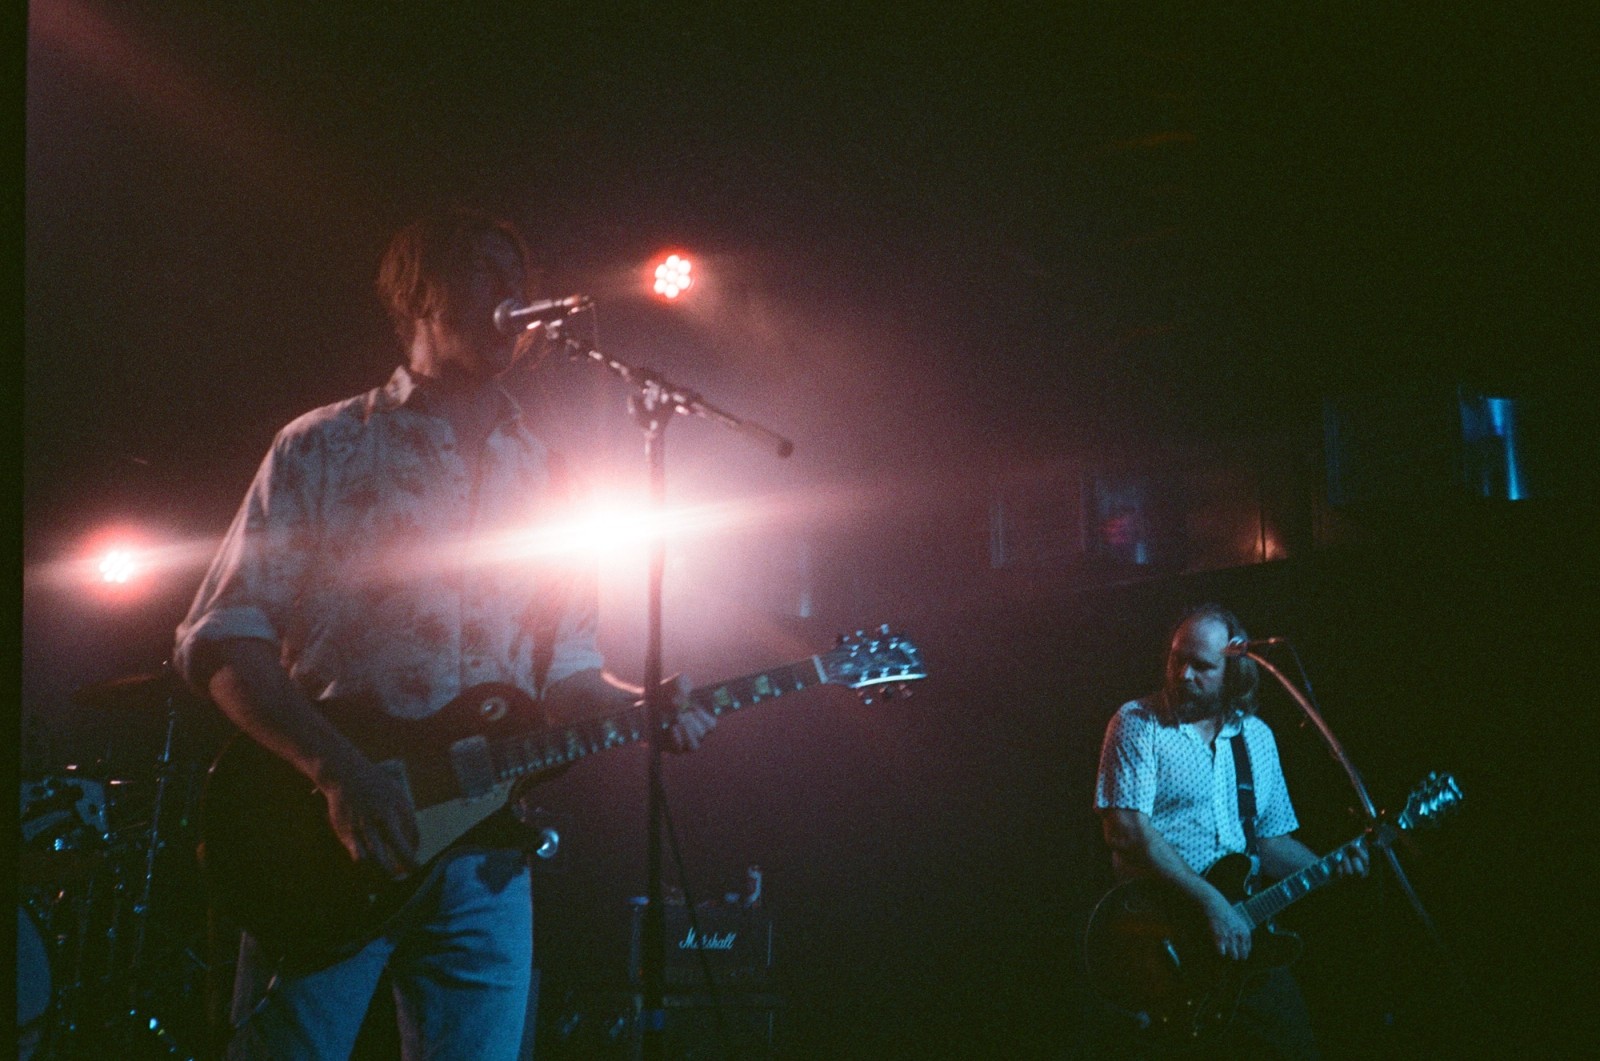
[{"left": 449, "top": 736, "right": 497, "bottom": 800}]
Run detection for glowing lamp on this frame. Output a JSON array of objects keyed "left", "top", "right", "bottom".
[
  {"left": 652, "top": 254, "right": 693, "bottom": 300},
  {"left": 72, "top": 529, "right": 161, "bottom": 603},
  {"left": 97, "top": 548, "right": 139, "bottom": 584}
]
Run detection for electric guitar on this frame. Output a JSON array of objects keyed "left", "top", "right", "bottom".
[
  {"left": 198, "top": 628, "right": 926, "bottom": 968},
  {"left": 1083, "top": 771, "right": 1463, "bottom": 1044}
]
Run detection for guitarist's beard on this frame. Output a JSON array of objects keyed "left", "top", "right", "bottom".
[{"left": 1164, "top": 683, "right": 1224, "bottom": 725}]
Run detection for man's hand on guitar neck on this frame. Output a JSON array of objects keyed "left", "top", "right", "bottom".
[
  {"left": 1259, "top": 832, "right": 1371, "bottom": 881},
  {"left": 543, "top": 668, "right": 718, "bottom": 753},
  {"left": 1334, "top": 836, "right": 1372, "bottom": 879},
  {"left": 659, "top": 673, "right": 716, "bottom": 753}
]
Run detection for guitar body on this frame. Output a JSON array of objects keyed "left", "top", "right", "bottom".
[
  {"left": 198, "top": 630, "right": 930, "bottom": 970},
  {"left": 1083, "top": 772, "right": 1462, "bottom": 1045},
  {"left": 199, "top": 684, "right": 550, "bottom": 969},
  {"left": 1083, "top": 854, "right": 1303, "bottom": 1044}
]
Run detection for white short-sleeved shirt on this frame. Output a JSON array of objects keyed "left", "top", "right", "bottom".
[
  {"left": 1095, "top": 696, "right": 1299, "bottom": 874},
  {"left": 174, "top": 366, "right": 605, "bottom": 720}
]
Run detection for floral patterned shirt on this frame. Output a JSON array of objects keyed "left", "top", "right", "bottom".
[
  {"left": 1094, "top": 697, "right": 1299, "bottom": 875},
  {"left": 174, "top": 366, "right": 605, "bottom": 719}
]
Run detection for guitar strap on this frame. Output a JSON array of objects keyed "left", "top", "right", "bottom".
[{"left": 1230, "top": 729, "right": 1259, "bottom": 858}]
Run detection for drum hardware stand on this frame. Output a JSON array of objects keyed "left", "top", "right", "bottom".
[
  {"left": 37, "top": 664, "right": 202, "bottom": 1061},
  {"left": 117, "top": 666, "right": 201, "bottom": 1060},
  {"left": 129, "top": 664, "right": 183, "bottom": 972}
]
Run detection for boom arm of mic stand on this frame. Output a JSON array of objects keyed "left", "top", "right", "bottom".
[
  {"left": 564, "top": 340, "right": 794, "bottom": 458},
  {"left": 1248, "top": 651, "right": 1376, "bottom": 818},
  {"left": 1245, "top": 649, "right": 1453, "bottom": 960}
]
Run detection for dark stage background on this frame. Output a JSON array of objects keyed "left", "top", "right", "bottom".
[{"left": 18, "top": 2, "right": 1598, "bottom": 1058}]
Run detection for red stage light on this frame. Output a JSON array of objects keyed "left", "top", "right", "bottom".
[
  {"left": 652, "top": 254, "right": 693, "bottom": 300},
  {"left": 37, "top": 524, "right": 216, "bottom": 603},
  {"left": 63, "top": 529, "right": 160, "bottom": 603}
]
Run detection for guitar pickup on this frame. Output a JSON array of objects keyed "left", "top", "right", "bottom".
[
  {"left": 377, "top": 759, "right": 415, "bottom": 809},
  {"left": 449, "top": 736, "right": 497, "bottom": 800}
]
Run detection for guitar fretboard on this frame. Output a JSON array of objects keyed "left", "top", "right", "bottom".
[
  {"left": 486, "top": 658, "right": 826, "bottom": 782},
  {"left": 1236, "top": 838, "right": 1364, "bottom": 928},
  {"left": 1231, "top": 777, "right": 1460, "bottom": 930},
  {"left": 690, "top": 661, "right": 823, "bottom": 715}
]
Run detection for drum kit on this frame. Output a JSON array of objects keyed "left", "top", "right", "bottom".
[{"left": 18, "top": 666, "right": 221, "bottom": 1061}]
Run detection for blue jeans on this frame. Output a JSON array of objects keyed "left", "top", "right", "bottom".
[{"left": 228, "top": 850, "right": 534, "bottom": 1061}]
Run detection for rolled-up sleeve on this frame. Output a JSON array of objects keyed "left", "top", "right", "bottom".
[
  {"left": 173, "top": 429, "right": 320, "bottom": 690},
  {"left": 1095, "top": 704, "right": 1157, "bottom": 814}
]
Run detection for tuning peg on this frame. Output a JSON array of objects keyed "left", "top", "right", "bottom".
[
  {"left": 896, "top": 682, "right": 912, "bottom": 698},
  {"left": 835, "top": 632, "right": 847, "bottom": 646},
  {"left": 858, "top": 690, "right": 875, "bottom": 706}
]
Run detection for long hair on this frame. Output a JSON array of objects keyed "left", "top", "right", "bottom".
[
  {"left": 1156, "top": 602, "right": 1260, "bottom": 724},
  {"left": 375, "top": 207, "right": 533, "bottom": 347}
]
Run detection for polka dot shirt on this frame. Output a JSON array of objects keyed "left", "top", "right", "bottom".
[{"left": 1095, "top": 696, "right": 1299, "bottom": 875}]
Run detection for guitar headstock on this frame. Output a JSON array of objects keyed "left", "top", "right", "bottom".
[
  {"left": 1396, "top": 771, "right": 1465, "bottom": 832},
  {"left": 820, "top": 626, "right": 927, "bottom": 703}
]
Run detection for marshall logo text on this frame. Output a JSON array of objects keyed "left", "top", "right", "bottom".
[{"left": 678, "top": 927, "right": 738, "bottom": 951}]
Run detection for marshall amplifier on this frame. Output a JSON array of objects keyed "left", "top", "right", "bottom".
[
  {"left": 628, "top": 897, "right": 781, "bottom": 1061},
  {"left": 614, "top": 869, "right": 781, "bottom": 1059},
  {"left": 628, "top": 895, "right": 773, "bottom": 989}
]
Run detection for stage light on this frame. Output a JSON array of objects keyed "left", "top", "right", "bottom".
[
  {"left": 97, "top": 548, "right": 139, "bottom": 584},
  {"left": 652, "top": 254, "right": 693, "bottom": 300},
  {"left": 80, "top": 530, "right": 155, "bottom": 596},
  {"left": 26, "top": 524, "right": 222, "bottom": 604},
  {"left": 69, "top": 532, "right": 155, "bottom": 602}
]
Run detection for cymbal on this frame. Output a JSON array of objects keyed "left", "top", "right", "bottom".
[{"left": 71, "top": 668, "right": 184, "bottom": 711}]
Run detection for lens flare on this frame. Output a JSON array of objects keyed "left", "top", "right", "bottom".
[{"left": 467, "top": 495, "right": 757, "bottom": 571}]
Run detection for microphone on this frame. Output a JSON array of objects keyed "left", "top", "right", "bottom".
[
  {"left": 493, "top": 295, "right": 592, "bottom": 334},
  {"left": 1225, "top": 636, "right": 1288, "bottom": 657}
]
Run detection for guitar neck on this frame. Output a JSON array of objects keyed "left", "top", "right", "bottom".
[
  {"left": 1230, "top": 774, "right": 1460, "bottom": 931},
  {"left": 1235, "top": 836, "right": 1367, "bottom": 930},
  {"left": 487, "top": 658, "right": 828, "bottom": 782}
]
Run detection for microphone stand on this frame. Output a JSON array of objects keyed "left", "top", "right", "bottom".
[
  {"left": 556, "top": 330, "right": 792, "bottom": 1061},
  {"left": 1243, "top": 647, "right": 1454, "bottom": 960}
]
